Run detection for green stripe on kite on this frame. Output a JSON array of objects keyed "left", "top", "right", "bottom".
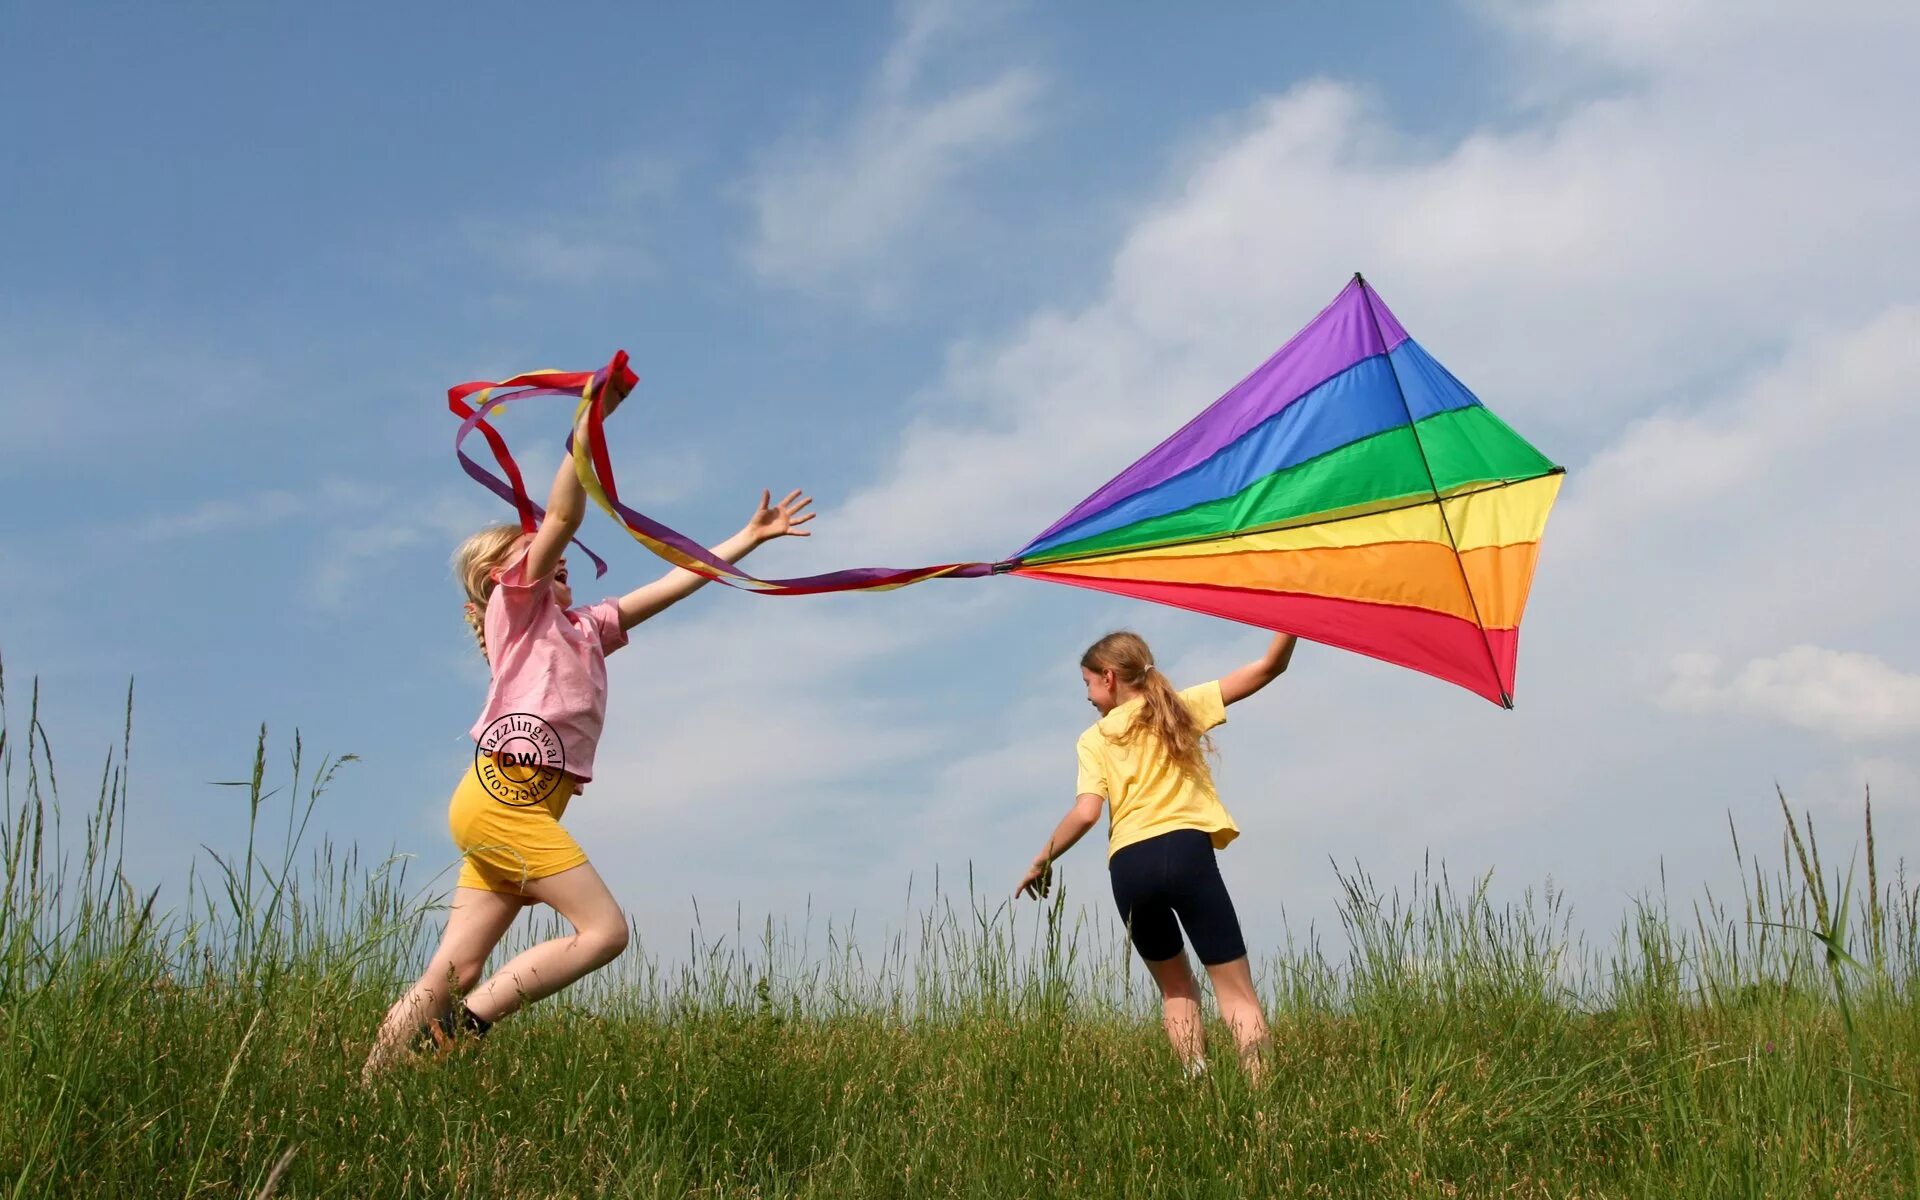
[{"left": 1024, "top": 406, "right": 1554, "bottom": 563}]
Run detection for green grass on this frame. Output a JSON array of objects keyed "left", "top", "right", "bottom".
[{"left": 2, "top": 666, "right": 1917, "bottom": 1198}]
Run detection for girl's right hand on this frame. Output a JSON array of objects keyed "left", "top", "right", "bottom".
[
  {"left": 587, "top": 374, "right": 633, "bottom": 425},
  {"left": 1015, "top": 855, "right": 1053, "bottom": 900}
]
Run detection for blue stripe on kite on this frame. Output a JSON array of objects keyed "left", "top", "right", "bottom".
[
  {"left": 1023, "top": 341, "right": 1480, "bottom": 558},
  {"left": 1390, "top": 338, "right": 1483, "bottom": 423}
]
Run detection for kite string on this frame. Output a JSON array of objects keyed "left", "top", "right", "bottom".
[{"left": 571, "top": 381, "right": 1001, "bottom": 593}]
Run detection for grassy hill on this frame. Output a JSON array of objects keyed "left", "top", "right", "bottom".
[{"left": 3, "top": 685, "right": 1915, "bottom": 1197}]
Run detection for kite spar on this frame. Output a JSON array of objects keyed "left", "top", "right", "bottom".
[{"left": 449, "top": 276, "right": 1562, "bottom": 706}]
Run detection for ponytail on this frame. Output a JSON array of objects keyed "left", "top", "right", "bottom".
[{"left": 1080, "top": 631, "right": 1214, "bottom": 779}]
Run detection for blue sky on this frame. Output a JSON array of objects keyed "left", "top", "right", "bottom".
[{"left": 5, "top": 1, "right": 1918, "bottom": 962}]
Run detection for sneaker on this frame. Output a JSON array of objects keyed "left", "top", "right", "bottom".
[{"left": 424, "top": 1008, "right": 494, "bottom": 1057}]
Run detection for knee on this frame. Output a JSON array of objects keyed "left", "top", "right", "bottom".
[
  {"left": 437, "top": 956, "right": 491, "bottom": 990},
  {"left": 1205, "top": 960, "right": 1260, "bottom": 1006},
  {"left": 1148, "top": 959, "right": 1202, "bottom": 1003},
  {"left": 581, "top": 920, "right": 629, "bottom": 966},
  {"left": 1160, "top": 980, "right": 1202, "bottom": 1005}
]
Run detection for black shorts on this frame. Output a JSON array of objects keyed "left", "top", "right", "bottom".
[{"left": 1107, "top": 828, "right": 1248, "bottom": 966}]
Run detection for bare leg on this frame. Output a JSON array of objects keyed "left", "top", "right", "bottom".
[
  {"left": 1203, "top": 955, "right": 1271, "bottom": 1082},
  {"left": 363, "top": 885, "right": 524, "bottom": 1080},
  {"left": 1142, "top": 952, "right": 1207, "bottom": 1071},
  {"left": 462, "top": 861, "right": 629, "bottom": 1023}
]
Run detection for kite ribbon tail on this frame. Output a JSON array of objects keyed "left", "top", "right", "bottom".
[
  {"left": 571, "top": 400, "right": 1001, "bottom": 594},
  {"left": 570, "top": 375, "right": 763, "bottom": 589},
  {"left": 453, "top": 388, "right": 537, "bottom": 533},
  {"left": 451, "top": 384, "right": 611, "bottom": 578}
]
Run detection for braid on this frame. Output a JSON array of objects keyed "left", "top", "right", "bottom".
[
  {"left": 463, "top": 603, "right": 490, "bottom": 664},
  {"left": 452, "top": 523, "right": 524, "bottom": 666}
]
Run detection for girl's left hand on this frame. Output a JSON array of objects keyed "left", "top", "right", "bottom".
[{"left": 747, "top": 488, "right": 816, "bottom": 543}]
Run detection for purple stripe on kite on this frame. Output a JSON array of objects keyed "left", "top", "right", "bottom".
[
  {"left": 1363, "top": 279, "right": 1408, "bottom": 349},
  {"left": 1019, "top": 338, "right": 1479, "bottom": 559},
  {"left": 1020, "top": 277, "right": 1410, "bottom": 556}
]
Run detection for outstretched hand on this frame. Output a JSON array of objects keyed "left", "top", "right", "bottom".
[
  {"left": 746, "top": 489, "right": 816, "bottom": 544},
  {"left": 1015, "top": 855, "right": 1053, "bottom": 901}
]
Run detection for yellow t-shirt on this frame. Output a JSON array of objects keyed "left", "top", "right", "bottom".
[{"left": 1076, "top": 680, "right": 1238, "bottom": 859}]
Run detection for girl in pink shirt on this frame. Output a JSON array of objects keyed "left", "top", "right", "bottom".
[{"left": 363, "top": 386, "right": 814, "bottom": 1079}]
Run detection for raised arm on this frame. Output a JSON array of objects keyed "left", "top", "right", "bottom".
[
  {"left": 1217, "top": 632, "right": 1297, "bottom": 706},
  {"left": 523, "top": 385, "right": 631, "bottom": 583},
  {"left": 615, "top": 489, "right": 814, "bottom": 630}
]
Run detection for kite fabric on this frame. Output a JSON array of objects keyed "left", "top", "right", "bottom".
[
  {"left": 1010, "top": 275, "right": 1563, "bottom": 707},
  {"left": 449, "top": 275, "right": 1562, "bottom": 706}
]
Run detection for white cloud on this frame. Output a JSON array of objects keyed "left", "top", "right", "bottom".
[
  {"left": 579, "top": 585, "right": 1010, "bottom": 821},
  {"left": 1500, "top": 0, "right": 1918, "bottom": 71},
  {"left": 337, "top": 0, "right": 1920, "bottom": 951},
  {"left": 561, "top": 592, "right": 967, "bottom": 912},
  {"left": 816, "top": 2, "right": 1920, "bottom": 566},
  {"left": 1662, "top": 647, "right": 1920, "bottom": 742},
  {"left": 810, "top": 296, "right": 1919, "bottom": 927},
  {"left": 694, "top": 0, "right": 1920, "bottom": 943},
  {"left": 236, "top": 5, "right": 1920, "bottom": 978},
  {"left": 1566, "top": 310, "right": 1916, "bottom": 524},
  {"left": 1553, "top": 309, "right": 1920, "bottom": 653},
  {"left": 737, "top": 0, "right": 1043, "bottom": 306}
]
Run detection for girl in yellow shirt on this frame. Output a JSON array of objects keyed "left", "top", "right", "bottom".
[{"left": 1017, "top": 629, "right": 1296, "bottom": 1079}]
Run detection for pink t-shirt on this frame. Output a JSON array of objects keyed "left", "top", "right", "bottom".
[{"left": 468, "top": 545, "right": 628, "bottom": 782}]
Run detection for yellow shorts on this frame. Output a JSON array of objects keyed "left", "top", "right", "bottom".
[{"left": 448, "top": 760, "right": 588, "bottom": 895}]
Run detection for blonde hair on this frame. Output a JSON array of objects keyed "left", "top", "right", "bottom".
[
  {"left": 453, "top": 523, "right": 526, "bottom": 663},
  {"left": 1081, "top": 631, "right": 1215, "bottom": 780}
]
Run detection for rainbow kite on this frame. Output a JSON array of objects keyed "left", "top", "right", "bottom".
[{"left": 450, "top": 275, "right": 1562, "bottom": 705}]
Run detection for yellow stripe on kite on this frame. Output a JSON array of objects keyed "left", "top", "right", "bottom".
[
  {"left": 1441, "top": 473, "right": 1561, "bottom": 552},
  {"left": 1054, "top": 473, "right": 1560, "bottom": 568},
  {"left": 1042, "top": 538, "right": 1543, "bottom": 627}
]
